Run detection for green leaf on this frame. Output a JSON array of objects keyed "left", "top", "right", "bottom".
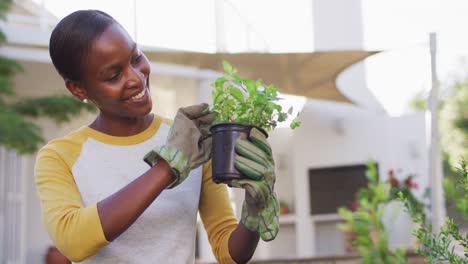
[
  {"left": 278, "top": 112, "right": 287, "bottom": 122},
  {"left": 223, "top": 60, "right": 234, "bottom": 75},
  {"left": 228, "top": 87, "right": 245, "bottom": 103},
  {"left": 213, "top": 76, "right": 227, "bottom": 88},
  {"left": 290, "top": 120, "right": 300, "bottom": 129}
]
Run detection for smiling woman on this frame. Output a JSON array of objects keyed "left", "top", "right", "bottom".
[
  {"left": 49, "top": 11, "right": 153, "bottom": 135},
  {"left": 35, "top": 10, "right": 262, "bottom": 264}
]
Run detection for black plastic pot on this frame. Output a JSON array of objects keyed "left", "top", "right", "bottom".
[{"left": 210, "top": 122, "right": 268, "bottom": 184}]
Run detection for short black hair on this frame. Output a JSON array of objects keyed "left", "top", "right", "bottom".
[{"left": 49, "top": 10, "right": 116, "bottom": 81}]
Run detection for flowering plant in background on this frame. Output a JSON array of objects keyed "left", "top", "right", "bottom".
[
  {"left": 387, "top": 169, "right": 425, "bottom": 217},
  {"left": 346, "top": 169, "right": 424, "bottom": 215},
  {"left": 338, "top": 161, "right": 407, "bottom": 264},
  {"left": 399, "top": 158, "right": 468, "bottom": 263}
]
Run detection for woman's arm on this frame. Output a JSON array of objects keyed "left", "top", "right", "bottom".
[
  {"left": 36, "top": 147, "right": 173, "bottom": 262},
  {"left": 228, "top": 224, "right": 260, "bottom": 263},
  {"left": 97, "top": 159, "right": 173, "bottom": 241},
  {"left": 199, "top": 161, "right": 259, "bottom": 264}
]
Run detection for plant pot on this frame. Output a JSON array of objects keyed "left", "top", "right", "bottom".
[
  {"left": 279, "top": 206, "right": 289, "bottom": 215},
  {"left": 210, "top": 122, "right": 268, "bottom": 184}
]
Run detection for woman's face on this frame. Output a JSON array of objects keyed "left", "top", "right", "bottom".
[{"left": 77, "top": 23, "right": 152, "bottom": 119}]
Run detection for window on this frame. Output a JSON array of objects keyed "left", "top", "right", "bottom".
[{"left": 309, "top": 164, "right": 372, "bottom": 215}]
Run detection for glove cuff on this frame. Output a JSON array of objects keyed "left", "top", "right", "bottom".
[
  {"left": 143, "top": 145, "right": 189, "bottom": 189},
  {"left": 240, "top": 194, "right": 280, "bottom": 242},
  {"left": 240, "top": 201, "right": 260, "bottom": 232}
]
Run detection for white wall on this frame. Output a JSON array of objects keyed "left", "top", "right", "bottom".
[{"left": 312, "top": 0, "right": 384, "bottom": 113}]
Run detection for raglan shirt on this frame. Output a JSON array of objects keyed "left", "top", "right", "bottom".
[{"left": 35, "top": 115, "right": 238, "bottom": 263}]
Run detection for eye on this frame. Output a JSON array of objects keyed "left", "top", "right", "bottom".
[
  {"left": 132, "top": 51, "right": 143, "bottom": 64},
  {"left": 107, "top": 72, "right": 121, "bottom": 82}
]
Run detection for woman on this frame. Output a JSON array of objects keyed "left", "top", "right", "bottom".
[{"left": 35, "top": 10, "right": 279, "bottom": 264}]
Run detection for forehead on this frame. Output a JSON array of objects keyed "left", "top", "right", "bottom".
[{"left": 84, "top": 23, "right": 134, "bottom": 67}]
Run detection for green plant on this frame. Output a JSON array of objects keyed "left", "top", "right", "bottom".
[
  {"left": 387, "top": 170, "right": 425, "bottom": 217},
  {"left": 0, "top": 0, "right": 95, "bottom": 154},
  {"left": 211, "top": 61, "right": 300, "bottom": 131},
  {"left": 440, "top": 80, "right": 468, "bottom": 169},
  {"left": 338, "top": 161, "right": 407, "bottom": 264},
  {"left": 444, "top": 158, "right": 468, "bottom": 220},
  {"left": 400, "top": 158, "right": 468, "bottom": 263}
]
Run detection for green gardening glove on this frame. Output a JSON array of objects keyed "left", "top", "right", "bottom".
[
  {"left": 229, "top": 128, "right": 280, "bottom": 242},
  {"left": 144, "top": 103, "right": 217, "bottom": 188}
]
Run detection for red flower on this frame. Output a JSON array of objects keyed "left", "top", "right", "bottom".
[
  {"left": 387, "top": 177, "right": 399, "bottom": 187},
  {"left": 405, "top": 177, "right": 418, "bottom": 189},
  {"left": 389, "top": 169, "right": 395, "bottom": 176},
  {"left": 349, "top": 201, "right": 359, "bottom": 211}
]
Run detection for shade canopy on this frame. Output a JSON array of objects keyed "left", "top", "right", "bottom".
[{"left": 145, "top": 50, "right": 378, "bottom": 103}]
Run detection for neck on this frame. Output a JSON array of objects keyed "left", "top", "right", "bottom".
[{"left": 89, "top": 113, "right": 154, "bottom": 137}]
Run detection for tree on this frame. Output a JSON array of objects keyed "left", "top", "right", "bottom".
[
  {"left": 440, "top": 80, "right": 468, "bottom": 169},
  {"left": 0, "top": 0, "right": 95, "bottom": 154},
  {"left": 409, "top": 75, "right": 468, "bottom": 169}
]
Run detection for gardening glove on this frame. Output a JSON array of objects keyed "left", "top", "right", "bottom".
[
  {"left": 143, "top": 103, "right": 217, "bottom": 188},
  {"left": 229, "top": 128, "right": 280, "bottom": 242}
]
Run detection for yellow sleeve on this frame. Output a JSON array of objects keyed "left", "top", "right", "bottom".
[
  {"left": 35, "top": 144, "right": 109, "bottom": 262},
  {"left": 199, "top": 160, "right": 238, "bottom": 264}
]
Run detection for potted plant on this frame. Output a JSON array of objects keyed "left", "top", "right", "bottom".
[
  {"left": 279, "top": 200, "right": 290, "bottom": 215},
  {"left": 210, "top": 61, "right": 300, "bottom": 183}
]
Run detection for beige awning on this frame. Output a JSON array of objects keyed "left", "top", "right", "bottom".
[{"left": 145, "top": 50, "right": 379, "bottom": 103}]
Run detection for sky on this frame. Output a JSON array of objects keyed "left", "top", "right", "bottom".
[
  {"left": 361, "top": 0, "right": 468, "bottom": 115},
  {"left": 34, "top": 0, "right": 468, "bottom": 116}
]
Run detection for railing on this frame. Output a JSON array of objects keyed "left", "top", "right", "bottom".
[
  {"left": 0, "top": 147, "right": 27, "bottom": 264},
  {"left": 6, "top": 13, "right": 54, "bottom": 30}
]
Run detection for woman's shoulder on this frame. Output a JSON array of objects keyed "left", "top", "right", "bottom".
[{"left": 37, "top": 127, "right": 89, "bottom": 161}]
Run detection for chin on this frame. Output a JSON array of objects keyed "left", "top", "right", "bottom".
[{"left": 139, "top": 98, "right": 153, "bottom": 116}]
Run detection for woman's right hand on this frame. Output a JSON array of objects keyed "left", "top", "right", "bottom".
[
  {"left": 144, "top": 103, "right": 218, "bottom": 188},
  {"left": 229, "top": 128, "right": 280, "bottom": 242}
]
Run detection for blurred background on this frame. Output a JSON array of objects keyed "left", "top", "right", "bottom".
[{"left": 0, "top": 0, "right": 467, "bottom": 263}]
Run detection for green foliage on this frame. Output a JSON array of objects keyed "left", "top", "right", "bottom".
[
  {"left": 0, "top": 0, "right": 12, "bottom": 22},
  {"left": 400, "top": 158, "right": 468, "bottom": 263},
  {"left": 0, "top": 57, "right": 23, "bottom": 95},
  {"left": 0, "top": 0, "right": 95, "bottom": 154},
  {"left": 440, "top": 81, "right": 468, "bottom": 168},
  {"left": 409, "top": 90, "right": 428, "bottom": 112},
  {"left": 387, "top": 171, "right": 425, "bottom": 218},
  {"left": 13, "top": 96, "right": 95, "bottom": 123},
  {"left": 0, "top": 100, "right": 43, "bottom": 154},
  {"left": 211, "top": 61, "right": 301, "bottom": 131},
  {"left": 337, "top": 161, "right": 407, "bottom": 264},
  {"left": 444, "top": 158, "right": 468, "bottom": 220}
]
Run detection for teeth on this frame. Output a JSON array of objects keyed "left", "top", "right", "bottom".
[{"left": 130, "top": 89, "right": 145, "bottom": 100}]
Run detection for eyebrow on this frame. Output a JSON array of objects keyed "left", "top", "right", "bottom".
[{"left": 99, "top": 43, "right": 138, "bottom": 76}]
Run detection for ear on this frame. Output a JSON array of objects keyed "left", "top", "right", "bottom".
[{"left": 65, "top": 80, "right": 88, "bottom": 102}]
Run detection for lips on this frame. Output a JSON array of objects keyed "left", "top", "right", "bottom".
[
  {"left": 130, "top": 89, "right": 146, "bottom": 100},
  {"left": 124, "top": 79, "right": 149, "bottom": 101}
]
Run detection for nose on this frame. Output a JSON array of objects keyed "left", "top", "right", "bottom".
[{"left": 125, "top": 66, "right": 146, "bottom": 89}]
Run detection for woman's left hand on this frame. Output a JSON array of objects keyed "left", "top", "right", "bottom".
[{"left": 229, "top": 128, "right": 279, "bottom": 241}]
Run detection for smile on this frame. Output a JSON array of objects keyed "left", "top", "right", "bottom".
[{"left": 130, "top": 89, "right": 146, "bottom": 100}]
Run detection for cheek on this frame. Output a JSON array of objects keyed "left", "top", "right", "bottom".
[{"left": 92, "top": 85, "right": 123, "bottom": 105}]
